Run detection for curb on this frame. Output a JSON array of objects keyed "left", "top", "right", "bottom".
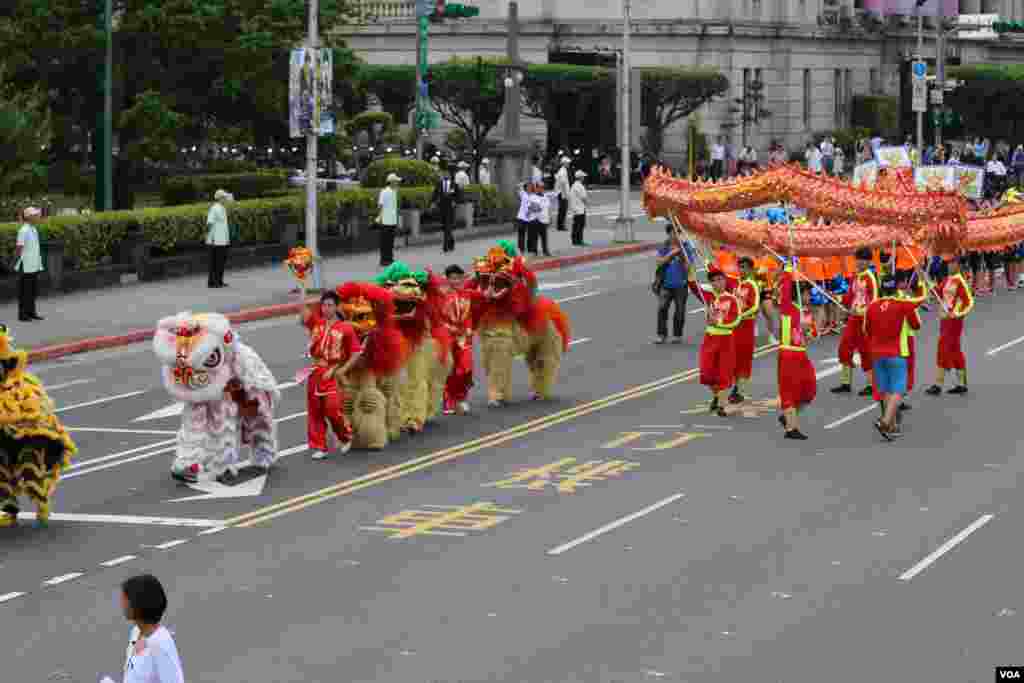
[{"left": 27, "top": 241, "right": 659, "bottom": 364}]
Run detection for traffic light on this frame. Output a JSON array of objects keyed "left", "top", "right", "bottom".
[{"left": 442, "top": 3, "right": 479, "bottom": 18}]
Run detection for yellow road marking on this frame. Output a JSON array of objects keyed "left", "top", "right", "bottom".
[
  {"left": 230, "top": 343, "right": 779, "bottom": 528},
  {"left": 601, "top": 431, "right": 664, "bottom": 449},
  {"left": 630, "top": 432, "right": 711, "bottom": 451}
]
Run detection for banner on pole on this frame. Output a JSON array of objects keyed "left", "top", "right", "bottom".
[
  {"left": 875, "top": 146, "right": 913, "bottom": 168},
  {"left": 913, "top": 165, "right": 985, "bottom": 199},
  {"left": 289, "top": 48, "right": 334, "bottom": 138}
]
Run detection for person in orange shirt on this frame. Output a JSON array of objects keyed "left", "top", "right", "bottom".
[
  {"left": 715, "top": 245, "right": 740, "bottom": 290},
  {"left": 823, "top": 253, "right": 844, "bottom": 334},
  {"left": 729, "top": 257, "right": 760, "bottom": 403},
  {"left": 800, "top": 255, "right": 826, "bottom": 337},
  {"left": 755, "top": 253, "right": 780, "bottom": 342}
]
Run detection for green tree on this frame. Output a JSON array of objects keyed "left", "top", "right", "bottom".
[
  {"left": 426, "top": 57, "right": 506, "bottom": 169},
  {"left": 118, "top": 90, "right": 186, "bottom": 166},
  {"left": 639, "top": 67, "right": 729, "bottom": 158},
  {"left": 0, "top": 66, "right": 51, "bottom": 196},
  {"left": 520, "top": 63, "right": 614, "bottom": 121}
]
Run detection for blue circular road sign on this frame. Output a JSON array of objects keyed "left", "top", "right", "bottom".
[{"left": 912, "top": 62, "right": 926, "bottom": 78}]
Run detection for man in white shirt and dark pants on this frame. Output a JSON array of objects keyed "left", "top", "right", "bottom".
[
  {"left": 377, "top": 174, "right": 401, "bottom": 266},
  {"left": 554, "top": 157, "right": 571, "bottom": 232},
  {"left": 710, "top": 137, "right": 726, "bottom": 180},
  {"left": 206, "top": 189, "right": 231, "bottom": 288},
  {"left": 569, "top": 170, "right": 589, "bottom": 246},
  {"left": 15, "top": 206, "right": 44, "bottom": 322}
]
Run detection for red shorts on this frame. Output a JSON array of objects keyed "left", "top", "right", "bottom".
[
  {"left": 778, "top": 350, "right": 816, "bottom": 410},
  {"left": 699, "top": 334, "right": 735, "bottom": 392},
  {"left": 838, "top": 316, "right": 871, "bottom": 371},
  {"left": 734, "top": 318, "right": 756, "bottom": 379},
  {"left": 937, "top": 317, "right": 966, "bottom": 370}
]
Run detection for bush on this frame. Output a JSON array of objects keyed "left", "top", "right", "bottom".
[
  {"left": 364, "top": 158, "right": 439, "bottom": 188},
  {"left": 346, "top": 111, "right": 394, "bottom": 136},
  {"left": 397, "top": 187, "right": 434, "bottom": 210},
  {"left": 851, "top": 96, "right": 899, "bottom": 138},
  {"left": 48, "top": 160, "right": 97, "bottom": 198},
  {"left": 203, "top": 159, "right": 261, "bottom": 174},
  {"left": 160, "top": 172, "right": 290, "bottom": 206}
]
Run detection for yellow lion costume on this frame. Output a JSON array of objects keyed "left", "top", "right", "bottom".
[{"left": 0, "top": 326, "right": 76, "bottom": 527}]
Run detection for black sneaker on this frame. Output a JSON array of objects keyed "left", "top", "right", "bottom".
[
  {"left": 728, "top": 391, "right": 744, "bottom": 404},
  {"left": 778, "top": 414, "right": 787, "bottom": 429},
  {"left": 785, "top": 429, "right": 808, "bottom": 440},
  {"left": 831, "top": 384, "right": 852, "bottom": 394},
  {"left": 858, "top": 386, "right": 874, "bottom": 397},
  {"left": 898, "top": 402, "right": 911, "bottom": 411},
  {"left": 925, "top": 385, "right": 942, "bottom": 395},
  {"left": 708, "top": 398, "right": 719, "bottom": 414},
  {"left": 715, "top": 407, "right": 729, "bottom": 418},
  {"left": 948, "top": 385, "right": 968, "bottom": 395},
  {"left": 654, "top": 336, "right": 667, "bottom": 345}
]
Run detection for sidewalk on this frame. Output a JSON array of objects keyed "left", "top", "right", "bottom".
[{"left": 10, "top": 218, "right": 664, "bottom": 362}]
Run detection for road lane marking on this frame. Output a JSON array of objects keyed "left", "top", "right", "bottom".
[
  {"left": 66, "top": 427, "right": 178, "bottom": 435},
  {"left": 47, "top": 379, "right": 95, "bottom": 391},
  {"left": 136, "top": 381, "right": 301, "bottom": 422},
  {"left": 154, "top": 539, "right": 189, "bottom": 550},
  {"left": 65, "top": 439, "right": 178, "bottom": 473},
  {"left": 816, "top": 365, "right": 844, "bottom": 380},
  {"left": 689, "top": 307, "right": 706, "bottom": 315},
  {"left": 568, "top": 338, "right": 591, "bottom": 346},
  {"left": 17, "top": 513, "right": 222, "bottom": 527},
  {"left": 62, "top": 447, "right": 176, "bottom": 480},
  {"left": 42, "top": 572, "right": 84, "bottom": 586},
  {"left": 898, "top": 514, "right": 994, "bottom": 581},
  {"left": 55, "top": 390, "right": 148, "bottom": 414},
  {"left": 197, "top": 526, "right": 228, "bottom": 536},
  {"left": 823, "top": 403, "right": 878, "bottom": 430},
  {"left": 230, "top": 343, "right": 778, "bottom": 528},
  {"left": 100, "top": 555, "right": 138, "bottom": 567},
  {"left": 546, "top": 493, "right": 686, "bottom": 555},
  {"left": 554, "top": 291, "right": 604, "bottom": 304},
  {"left": 0, "top": 592, "right": 26, "bottom": 603},
  {"left": 986, "top": 334, "right": 1024, "bottom": 356}
]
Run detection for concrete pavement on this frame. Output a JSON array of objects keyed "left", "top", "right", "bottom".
[{"left": 3, "top": 231, "right": 1024, "bottom": 682}]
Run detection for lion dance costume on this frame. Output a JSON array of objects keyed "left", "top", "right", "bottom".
[
  {"left": 336, "top": 282, "right": 408, "bottom": 448},
  {"left": 375, "top": 262, "right": 453, "bottom": 433},
  {"left": 154, "top": 313, "right": 280, "bottom": 482},
  {"left": 0, "top": 326, "right": 76, "bottom": 527},
  {"left": 471, "top": 240, "right": 570, "bottom": 405}
]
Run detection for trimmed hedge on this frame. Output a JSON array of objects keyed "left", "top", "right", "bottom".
[
  {"left": 364, "top": 158, "right": 439, "bottom": 188},
  {"left": 0, "top": 184, "right": 514, "bottom": 272},
  {"left": 160, "top": 172, "right": 290, "bottom": 206}
]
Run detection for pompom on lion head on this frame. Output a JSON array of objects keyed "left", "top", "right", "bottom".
[
  {"left": 374, "top": 261, "right": 429, "bottom": 320},
  {"left": 0, "top": 325, "right": 28, "bottom": 388},
  {"left": 337, "top": 282, "right": 396, "bottom": 337},
  {"left": 473, "top": 240, "right": 536, "bottom": 301},
  {"left": 153, "top": 312, "right": 238, "bottom": 403}
]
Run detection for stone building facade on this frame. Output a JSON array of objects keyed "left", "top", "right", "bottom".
[{"left": 338, "top": 0, "right": 1024, "bottom": 162}]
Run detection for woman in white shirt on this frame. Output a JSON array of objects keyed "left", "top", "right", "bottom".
[
  {"left": 524, "top": 183, "right": 549, "bottom": 256},
  {"left": 119, "top": 574, "right": 184, "bottom": 683},
  {"left": 515, "top": 182, "right": 532, "bottom": 253},
  {"left": 206, "top": 189, "right": 231, "bottom": 288}
]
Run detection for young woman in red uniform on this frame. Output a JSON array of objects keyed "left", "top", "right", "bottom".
[
  {"left": 833, "top": 248, "right": 879, "bottom": 396},
  {"left": 688, "top": 266, "right": 741, "bottom": 416},
  {"left": 776, "top": 262, "right": 816, "bottom": 440},
  {"left": 925, "top": 256, "right": 974, "bottom": 396},
  {"left": 729, "top": 257, "right": 760, "bottom": 404},
  {"left": 301, "top": 291, "right": 363, "bottom": 459},
  {"left": 442, "top": 264, "right": 475, "bottom": 415}
]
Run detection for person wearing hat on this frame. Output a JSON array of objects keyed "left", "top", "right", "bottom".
[
  {"left": 433, "top": 163, "right": 461, "bottom": 253},
  {"left": 864, "top": 269, "right": 922, "bottom": 440},
  {"left": 15, "top": 206, "right": 44, "bottom": 321},
  {"left": 454, "top": 160, "right": 471, "bottom": 189},
  {"left": 568, "top": 169, "right": 589, "bottom": 246},
  {"left": 478, "top": 159, "right": 491, "bottom": 186},
  {"left": 554, "top": 157, "right": 571, "bottom": 232},
  {"left": 377, "top": 174, "right": 401, "bottom": 266},
  {"left": 687, "top": 264, "right": 741, "bottom": 417},
  {"left": 206, "top": 189, "right": 232, "bottom": 288}
]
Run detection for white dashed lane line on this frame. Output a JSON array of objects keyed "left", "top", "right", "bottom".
[
  {"left": 99, "top": 555, "right": 138, "bottom": 568},
  {"left": 0, "top": 592, "right": 26, "bottom": 603},
  {"left": 42, "top": 572, "right": 84, "bottom": 586},
  {"left": 154, "top": 539, "right": 189, "bottom": 550}
]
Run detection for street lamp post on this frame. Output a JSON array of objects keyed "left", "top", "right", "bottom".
[
  {"left": 615, "top": 0, "right": 634, "bottom": 242},
  {"left": 95, "top": 0, "right": 113, "bottom": 212},
  {"left": 306, "top": 0, "right": 322, "bottom": 290}
]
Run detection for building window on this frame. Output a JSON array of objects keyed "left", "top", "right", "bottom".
[
  {"left": 834, "top": 69, "right": 842, "bottom": 126},
  {"left": 754, "top": 68, "right": 762, "bottom": 120},
  {"left": 870, "top": 67, "right": 879, "bottom": 93},
  {"left": 804, "top": 69, "right": 811, "bottom": 128}
]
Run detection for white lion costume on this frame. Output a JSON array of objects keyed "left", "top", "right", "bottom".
[{"left": 153, "top": 312, "right": 280, "bottom": 482}]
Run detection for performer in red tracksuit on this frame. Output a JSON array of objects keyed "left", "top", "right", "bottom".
[
  {"left": 896, "top": 275, "right": 927, "bottom": 411},
  {"left": 442, "top": 264, "right": 475, "bottom": 415},
  {"left": 833, "top": 247, "right": 879, "bottom": 396},
  {"left": 926, "top": 256, "right": 974, "bottom": 396},
  {"left": 302, "top": 291, "right": 363, "bottom": 459},
  {"left": 776, "top": 262, "right": 816, "bottom": 440},
  {"left": 864, "top": 272, "right": 921, "bottom": 440},
  {"left": 729, "top": 257, "right": 760, "bottom": 404},
  {"left": 688, "top": 265, "right": 741, "bottom": 416}
]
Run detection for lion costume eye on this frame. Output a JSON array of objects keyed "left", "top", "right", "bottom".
[{"left": 203, "top": 348, "right": 222, "bottom": 368}]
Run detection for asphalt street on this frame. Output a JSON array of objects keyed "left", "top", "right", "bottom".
[{"left": 3, "top": 227, "right": 1024, "bottom": 682}]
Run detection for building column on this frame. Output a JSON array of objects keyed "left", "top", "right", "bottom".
[{"left": 960, "top": 0, "right": 982, "bottom": 14}]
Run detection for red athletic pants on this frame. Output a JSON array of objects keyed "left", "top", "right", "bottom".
[
  {"left": 699, "top": 333, "right": 735, "bottom": 393},
  {"left": 306, "top": 368, "right": 352, "bottom": 451},
  {"left": 734, "top": 318, "right": 756, "bottom": 379},
  {"left": 444, "top": 343, "right": 474, "bottom": 405},
  {"left": 778, "top": 350, "right": 817, "bottom": 410},
  {"left": 937, "top": 317, "right": 966, "bottom": 370},
  {"left": 838, "top": 315, "right": 872, "bottom": 371}
]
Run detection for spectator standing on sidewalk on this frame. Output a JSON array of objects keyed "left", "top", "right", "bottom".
[
  {"left": 820, "top": 137, "right": 835, "bottom": 175},
  {"left": 478, "top": 159, "right": 491, "bottom": 186},
  {"left": 454, "top": 160, "right": 471, "bottom": 188},
  {"left": 206, "top": 189, "right": 232, "bottom": 288},
  {"left": 654, "top": 224, "right": 690, "bottom": 344},
  {"left": 569, "top": 170, "right": 589, "bottom": 246},
  {"left": 15, "top": 206, "right": 44, "bottom": 322},
  {"left": 118, "top": 574, "right": 184, "bottom": 683},
  {"left": 554, "top": 156, "right": 571, "bottom": 232},
  {"left": 710, "top": 137, "right": 725, "bottom": 180},
  {"left": 376, "top": 174, "right": 401, "bottom": 267}
]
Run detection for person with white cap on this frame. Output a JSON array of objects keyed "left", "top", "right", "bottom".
[
  {"left": 568, "top": 170, "right": 589, "bottom": 246},
  {"left": 478, "top": 158, "right": 491, "bottom": 186},
  {"left": 377, "top": 173, "right": 401, "bottom": 266},
  {"left": 206, "top": 189, "right": 231, "bottom": 288},
  {"left": 15, "top": 206, "right": 44, "bottom": 321},
  {"left": 554, "top": 156, "right": 571, "bottom": 232},
  {"left": 454, "top": 160, "right": 471, "bottom": 188}
]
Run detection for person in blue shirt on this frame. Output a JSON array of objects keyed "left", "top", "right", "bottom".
[{"left": 654, "top": 224, "right": 690, "bottom": 344}]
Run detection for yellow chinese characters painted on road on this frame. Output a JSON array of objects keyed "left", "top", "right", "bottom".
[
  {"left": 483, "top": 457, "right": 640, "bottom": 494},
  {"left": 602, "top": 431, "right": 710, "bottom": 450},
  {"left": 362, "top": 501, "right": 521, "bottom": 539},
  {"left": 679, "top": 397, "right": 780, "bottom": 419}
]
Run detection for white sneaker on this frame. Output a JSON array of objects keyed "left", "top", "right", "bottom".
[
  {"left": 458, "top": 401, "right": 470, "bottom": 414},
  {"left": 338, "top": 441, "right": 352, "bottom": 456},
  {"left": 312, "top": 450, "right": 330, "bottom": 460}
]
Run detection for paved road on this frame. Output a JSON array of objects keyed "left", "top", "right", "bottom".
[{"left": 4, "top": 233, "right": 1024, "bottom": 682}]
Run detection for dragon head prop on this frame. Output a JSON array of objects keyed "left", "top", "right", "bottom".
[
  {"left": 473, "top": 240, "right": 537, "bottom": 301},
  {"left": 0, "top": 325, "right": 28, "bottom": 389},
  {"left": 153, "top": 312, "right": 238, "bottom": 403},
  {"left": 375, "top": 261, "right": 431, "bottom": 320},
  {"left": 337, "top": 282, "right": 396, "bottom": 337}
]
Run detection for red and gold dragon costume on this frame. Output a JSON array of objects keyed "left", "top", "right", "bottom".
[
  {"left": 374, "top": 262, "right": 453, "bottom": 433},
  {"left": 336, "top": 282, "right": 408, "bottom": 449},
  {"left": 470, "top": 241, "right": 570, "bottom": 405},
  {"left": 643, "top": 164, "right": 1024, "bottom": 257}
]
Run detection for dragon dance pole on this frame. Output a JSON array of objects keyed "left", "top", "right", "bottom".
[
  {"left": 900, "top": 243, "right": 950, "bottom": 316},
  {"left": 760, "top": 242, "right": 850, "bottom": 313}
]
